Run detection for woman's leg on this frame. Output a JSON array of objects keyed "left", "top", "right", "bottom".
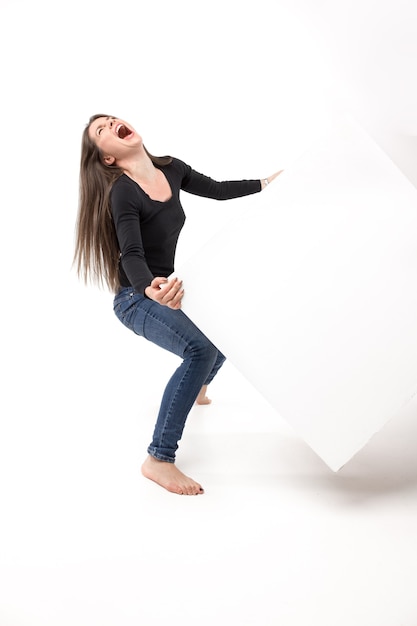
[
  {"left": 142, "top": 304, "right": 225, "bottom": 462},
  {"left": 113, "top": 289, "right": 225, "bottom": 494}
]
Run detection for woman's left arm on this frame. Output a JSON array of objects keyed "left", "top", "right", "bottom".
[{"left": 179, "top": 160, "right": 283, "bottom": 201}]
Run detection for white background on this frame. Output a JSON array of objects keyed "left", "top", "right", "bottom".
[{"left": 1, "top": 0, "right": 417, "bottom": 624}]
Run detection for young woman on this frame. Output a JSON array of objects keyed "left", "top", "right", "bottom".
[{"left": 74, "top": 114, "right": 282, "bottom": 495}]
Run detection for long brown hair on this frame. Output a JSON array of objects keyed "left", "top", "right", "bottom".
[{"left": 73, "top": 113, "right": 172, "bottom": 293}]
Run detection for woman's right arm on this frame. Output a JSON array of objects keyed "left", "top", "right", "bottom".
[
  {"left": 111, "top": 180, "right": 184, "bottom": 308},
  {"left": 111, "top": 180, "right": 155, "bottom": 295}
]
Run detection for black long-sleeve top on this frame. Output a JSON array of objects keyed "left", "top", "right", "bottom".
[{"left": 110, "top": 157, "right": 262, "bottom": 294}]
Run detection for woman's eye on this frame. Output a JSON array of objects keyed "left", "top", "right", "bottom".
[{"left": 97, "top": 128, "right": 103, "bottom": 135}]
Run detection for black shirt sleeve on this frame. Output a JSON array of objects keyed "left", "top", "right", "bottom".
[
  {"left": 179, "top": 159, "right": 262, "bottom": 199},
  {"left": 110, "top": 177, "right": 154, "bottom": 294}
]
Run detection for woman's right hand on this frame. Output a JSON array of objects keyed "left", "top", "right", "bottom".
[{"left": 145, "top": 277, "right": 184, "bottom": 309}]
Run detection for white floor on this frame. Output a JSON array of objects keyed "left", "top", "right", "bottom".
[{"left": 2, "top": 317, "right": 417, "bottom": 626}]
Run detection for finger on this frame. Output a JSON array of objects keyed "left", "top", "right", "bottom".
[
  {"left": 160, "top": 280, "right": 183, "bottom": 307},
  {"left": 271, "top": 169, "right": 284, "bottom": 181},
  {"left": 163, "top": 279, "right": 182, "bottom": 299},
  {"left": 152, "top": 276, "right": 169, "bottom": 289},
  {"left": 169, "top": 289, "right": 184, "bottom": 309},
  {"left": 157, "top": 279, "right": 177, "bottom": 302},
  {"left": 158, "top": 278, "right": 176, "bottom": 294}
]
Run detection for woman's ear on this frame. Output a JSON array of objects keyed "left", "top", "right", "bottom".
[{"left": 103, "top": 155, "right": 116, "bottom": 166}]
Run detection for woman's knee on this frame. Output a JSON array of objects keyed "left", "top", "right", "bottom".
[{"left": 185, "top": 336, "right": 219, "bottom": 364}]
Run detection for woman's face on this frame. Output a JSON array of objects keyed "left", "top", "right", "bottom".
[{"left": 88, "top": 116, "right": 142, "bottom": 164}]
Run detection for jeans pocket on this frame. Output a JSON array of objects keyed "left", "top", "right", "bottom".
[{"left": 113, "top": 289, "right": 146, "bottom": 334}]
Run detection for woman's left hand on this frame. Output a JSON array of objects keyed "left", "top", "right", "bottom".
[{"left": 261, "top": 169, "right": 284, "bottom": 190}]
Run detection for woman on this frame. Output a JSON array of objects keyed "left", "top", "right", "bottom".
[{"left": 74, "top": 114, "right": 282, "bottom": 495}]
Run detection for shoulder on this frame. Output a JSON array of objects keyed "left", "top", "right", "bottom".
[
  {"left": 110, "top": 175, "right": 141, "bottom": 217},
  {"left": 110, "top": 174, "right": 138, "bottom": 201},
  {"left": 111, "top": 173, "right": 136, "bottom": 193},
  {"left": 163, "top": 157, "right": 192, "bottom": 178}
]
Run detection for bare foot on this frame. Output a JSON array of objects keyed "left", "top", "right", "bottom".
[
  {"left": 141, "top": 455, "right": 204, "bottom": 495},
  {"left": 196, "top": 385, "right": 211, "bottom": 405}
]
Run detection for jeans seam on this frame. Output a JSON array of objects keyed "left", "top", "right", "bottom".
[{"left": 157, "top": 357, "right": 192, "bottom": 459}]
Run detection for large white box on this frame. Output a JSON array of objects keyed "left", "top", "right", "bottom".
[{"left": 178, "top": 115, "right": 417, "bottom": 470}]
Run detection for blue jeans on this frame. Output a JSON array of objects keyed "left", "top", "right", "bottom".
[{"left": 113, "top": 287, "right": 226, "bottom": 462}]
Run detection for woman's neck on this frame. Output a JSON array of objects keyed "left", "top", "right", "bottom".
[{"left": 119, "top": 149, "right": 157, "bottom": 185}]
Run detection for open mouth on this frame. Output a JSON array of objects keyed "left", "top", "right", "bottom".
[{"left": 116, "top": 123, "right": 133, "bottom": 139}]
